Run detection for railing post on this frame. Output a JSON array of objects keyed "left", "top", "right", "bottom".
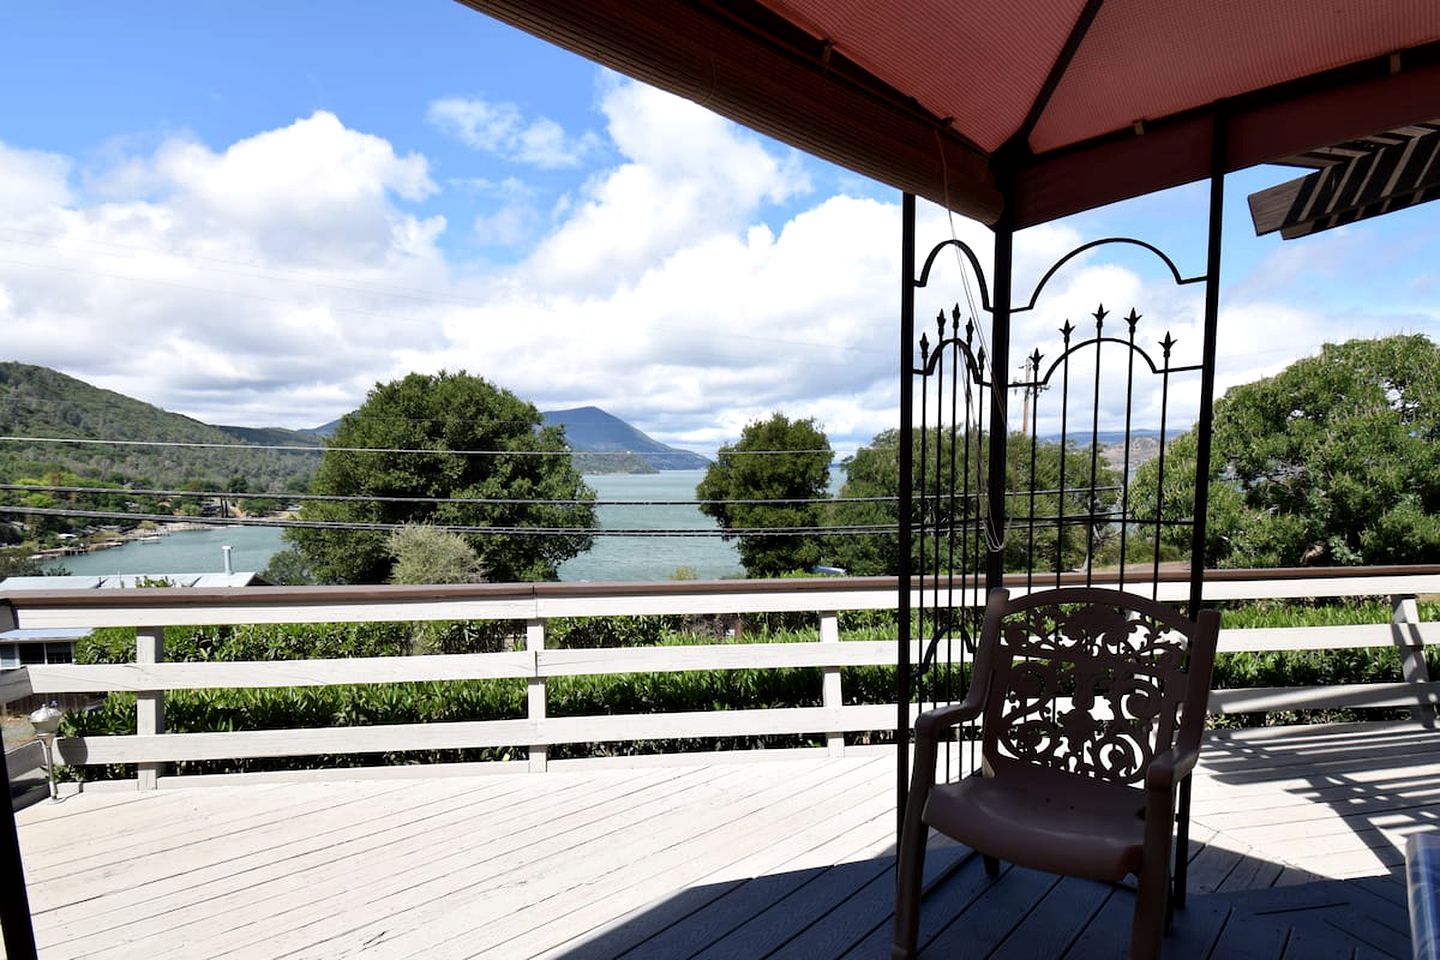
[
  {"left": 820, "top": 611, "right": 844, "bottom": 757},
  {"left": 0, "top": 597, "right": 39, "bottom": 959},
  {"left": 136, "top": 626, "right": 164, "bottom": 790},
  {"left": 1391, "top": 594, "right": 1433, "bottom": 722},
  {"left": 526, "top": 619, "right": 547, "bottom": 772}
]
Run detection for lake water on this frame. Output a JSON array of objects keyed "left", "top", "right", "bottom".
[
  {"left": 59, "top": 525, "right": 290, "bottom": 579},
  {"left": 56, "top": 470, "right": 744, "bottom": 582},
  {"left": 559, "top": 471, "right": 743, "bottom": 581}
]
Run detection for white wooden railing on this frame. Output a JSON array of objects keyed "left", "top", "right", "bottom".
[{"left": 2, "top": 567, "right": 1439, "bottom": 789}]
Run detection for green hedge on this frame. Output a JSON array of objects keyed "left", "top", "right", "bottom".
[
  {"left": 61, "top": 613, "right": 905, "bottom": 779},
  {"left": 58, "top": 599, "right": 1431, "bottom": 779}
]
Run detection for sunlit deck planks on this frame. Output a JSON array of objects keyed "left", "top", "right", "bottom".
[{"left": 10, "top": 720, "right": 1437, "bottom": 959}]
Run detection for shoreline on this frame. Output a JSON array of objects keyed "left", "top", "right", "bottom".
[{"left": 29, "top": 518, "right": 272, "bottom": 561}]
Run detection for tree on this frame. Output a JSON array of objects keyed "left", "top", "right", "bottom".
[
  {"left": 1132, "top": 335, "right": 1440, "bottom": 568},
  {"left": 822, "top": 431, "right": 902, "bottom": 576},
  {"left": 1124, "top": 429, "right": 1250, "bottom": 568},
  {"left": 386, "top": 524, "right": 481, "bottom": 584},
  {"left": 286, "top": 371, "right": 596, "bottom": 583},
  {"left": 696, "top": 414, "right": 832, "bottom": 577},
  {"left": 260, "top": 547, "right": 315, "bottom": 586},
  {"left": 826, "top": 428, "right": 1118, "bottom": 576}
]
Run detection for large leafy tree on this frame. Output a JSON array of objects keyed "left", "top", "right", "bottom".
[
  {"left": 286, "top": 371, "right": 596, "bottom": 583},
  {"left": 826, "top": 428, "right": 1118, "bottom": 576},
  {"left": 1132, "top": 335, "right": 1440, "bottom": 568},
  {"left": 697, "top": 413, "right": 833, "bottom": 577}
]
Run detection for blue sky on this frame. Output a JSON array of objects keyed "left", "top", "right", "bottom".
[{"left": 1, "top": 1, "right": 1436, "bottom": 456}]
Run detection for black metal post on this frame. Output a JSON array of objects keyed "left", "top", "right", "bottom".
[
  {"left": 985, "top": 212, "right": 1014, "bottom": 591},
  {"left": 0, "top": 740, "right": 39, "bottom": 960},
  {"left": 897, "top": 192, "right": 917, "bottom": 844},
  {"left": 1176, "top": 111, "right": 1228, "bottom": 911}
]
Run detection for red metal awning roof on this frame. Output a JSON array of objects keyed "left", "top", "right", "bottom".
[{"left": 460, "top": 0, "right": 1440, "bottom": 229}]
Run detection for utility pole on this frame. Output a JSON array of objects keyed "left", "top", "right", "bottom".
[
  {"left": 1017, "top": 355, "right": 1043, "bottom": 437},
  {"left": 1018, "top": 360, "right": 1031, "bottom": 437}
]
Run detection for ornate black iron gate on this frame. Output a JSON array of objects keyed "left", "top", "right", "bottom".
[
  {"left": 896, "top": 121, "right": 1227, "bottom": 905},
  {"left": 901, "top": 231, "right": 1211, "bottom": 773}
]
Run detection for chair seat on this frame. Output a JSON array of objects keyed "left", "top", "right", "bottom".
[{"left": 923, "top": 771, "right": 1149, "bottom": 883}]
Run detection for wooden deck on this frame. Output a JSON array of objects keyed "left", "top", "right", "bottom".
[{"left": 10, "top": 720, "right": 1436, "bottom": 959}]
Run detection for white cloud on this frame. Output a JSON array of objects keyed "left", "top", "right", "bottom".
[
  {"left": 0, "top": 143, "right": 71, "bottom": 219},
  {"left": 0, "top": 113, "right": 450, "bottom": 427},
  {"left": 2, "top": 83, "right": 850, "bottom": 447},
  {"left": 152, "top": 111, "right": 438, "bottom": 266},
  {"left": 520, "top": 80, "right": 812, "bottom": 293},
  {"left": 456, "top": 176, "right": 542, "bottom": 248},
  {"left": 406, "top": 192, "right": 899, "bottom": 455},
  {"left": 427, "top": 96, "right": 598, "bottom": 169},
  {"left": 7, "top": 76, "right": 1435, "bottom": 464}
]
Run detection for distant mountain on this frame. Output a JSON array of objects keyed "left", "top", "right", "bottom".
[
  {"left": 1034, "top": 428, "right": 1166, "bottom": 475},
  {"left": 542, "top": 406, "right": 710, "bottom": 472},
  {"left": 0, "top": 367, "right": 711, "bottom": 530},
  {"left": 0, "top": 362, "right": 317, "bottom": 492},
  {"left": 304, "top": 419, "right": 342, "bottom": 438},
  {"left": 1039, "top": 429, "right": 1165, "bottom": 445}
]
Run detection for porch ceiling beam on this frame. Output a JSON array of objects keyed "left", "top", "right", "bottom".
[
  {"left": 1011, "top": 46, "right": 1440, "bottom": 229},
  {"left": 459, "top": 0, "right": 1003, "bottom": 224},
  {"left": 1248, "top": 123, "right": 1440, "bottom": 239}
]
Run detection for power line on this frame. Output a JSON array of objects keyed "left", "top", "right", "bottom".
[
  {"left": 0, "top": 435, "right": 832, "bottom": 458},
  {"left": 0, "top": 227, "right": 491, "bottom": 309},
  {"left": 1, "top": 435, "right": 326, "bottom": 453},
  {"left": 0, "top": 482, "right": 896, "bottom": 507},
  {"left": 0, "top": 480, "right": 1119, "bottom": 507},
  {"left": 0, "top": 399, "right": 848, "bottom": 456},
  {"left": 0, "top": 505, "right": 897, "bottom": 538},
  {"left": 0, "top": 254, "right": 444, "bottom": 331},
  {"left": 0, "top": 395, "right": 548, "bottom": 431},
  {"left": 0, "top": 239, "right": 868, "bottom": 357}
]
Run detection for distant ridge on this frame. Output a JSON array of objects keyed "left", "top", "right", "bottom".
[
  {"left": 0, "top": 366, "right": 708, "bottom": 492},
  {"left": 214, "top": 424, "right": 324, "bottom": 447},
  {"left": 1039, "top": 429, "right": 1165, "bottom": 445},
  {"left": 542, "top": 407, "right": 710, "bottom": 472},
  {"left": 0, "top": 362, "right": 318, "bottom": 491},
  {"left": 305, "top": 419, "right": 342, "bottom": 438}
]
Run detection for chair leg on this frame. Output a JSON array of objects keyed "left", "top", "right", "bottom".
[
  {"left": 983, "top": 855, "right": 1000, "bottom": 877},
  {"left": 1172, "top": 776, "right": 1193, "bottom": 910},
  {"left": 892, "top": 809, "right": 929, "bottom": 959},
  {"left": 1130, "top": 861, "right": 1170, "bottom": 960}
]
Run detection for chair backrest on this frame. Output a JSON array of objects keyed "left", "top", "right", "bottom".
[{"left": 978, "top": 586, "right": 1218, "bottom": 788}]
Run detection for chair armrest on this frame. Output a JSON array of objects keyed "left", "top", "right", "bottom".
[
  {"left": 914, "top": 696, "right": 985, "bottom": 743},
  {"left": 1145, "top": 744, "right": 1200, "bottom": 793},
  {"left": 907, "top": 696, "right": 986, "bottom": 800}
]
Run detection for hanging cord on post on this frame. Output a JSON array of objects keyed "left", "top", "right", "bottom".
[{"left": 934, "top": 127, "right": 1009, "bottom": 554}]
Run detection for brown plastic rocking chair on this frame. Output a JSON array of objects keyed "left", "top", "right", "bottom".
[{"left": 892, "top": 587, "right": 1219, "bottom": 960}]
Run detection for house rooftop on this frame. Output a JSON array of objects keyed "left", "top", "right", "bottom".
[{"left": 0, "top": 573, "right": 265, "bottom": 591}]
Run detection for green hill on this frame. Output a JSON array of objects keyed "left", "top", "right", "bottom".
[
  {"left": 0, "top": 362, "right": 319, "bottom": 492},
  {"left": 0, "top": 366, "right": 709, "bottom": 492}
]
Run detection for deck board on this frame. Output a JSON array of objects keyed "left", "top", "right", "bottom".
[{"left": 9, "top": 720, "right": 1440, "bottom": 959}]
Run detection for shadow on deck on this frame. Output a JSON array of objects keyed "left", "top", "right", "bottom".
[
  {"left": 550, "top": 841, "right": 1410, "bottom": 959},
  {"left": 12, "top": 721, "right": 1440, "bottom": 959},
  {"left": 553, "top": 722, "right": 1440, "bottom": 959}
]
